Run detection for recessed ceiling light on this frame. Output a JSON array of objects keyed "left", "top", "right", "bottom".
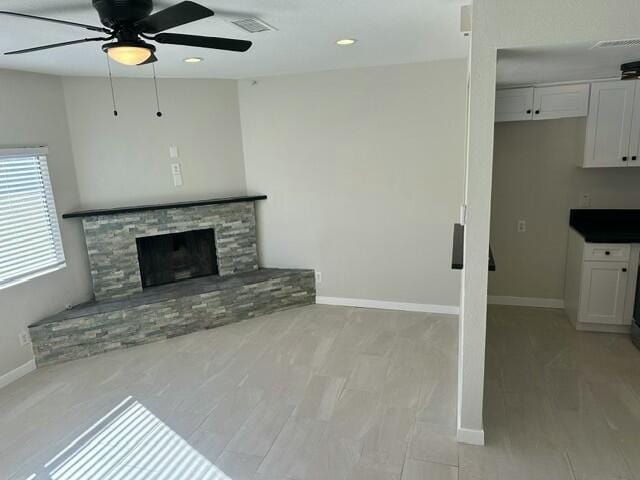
[
  {"left": 336, "top": 38, "right": 357, "bottom": 46},
  {"left": 183, "top": 57, "right": 204, "bottom": 63}
]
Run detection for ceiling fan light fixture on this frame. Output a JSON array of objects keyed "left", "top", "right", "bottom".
[
  {"left": 183, "top": 56, "right": 203, "bottom": 63},
  {"left": 104, "top": 42, "right": 155, "bottom": 66}
]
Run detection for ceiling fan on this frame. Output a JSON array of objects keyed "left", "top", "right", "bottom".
[{"left": 0, "top": 0, "right": 252, "bottom": 66}]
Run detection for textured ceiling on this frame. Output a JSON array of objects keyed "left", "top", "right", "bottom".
[
  {"left": 0, "top": 0, "right": 469, "bottom": 79},
  {"left": 498, "top": 41, "right": 640, "bottom": 86}
]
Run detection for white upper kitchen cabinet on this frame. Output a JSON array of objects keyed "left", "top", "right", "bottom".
[
  {"left": 495, "top": 87, "right": 534, "bottom": 122},
  {"left": 583, "top": 80, "right": 636, "bottom": 168},
  {"left": 495, "top": 84, "right": 589, "bottom": 123},
  {"left": 531, "top": 84, "right": 590, "bottom": 120}
]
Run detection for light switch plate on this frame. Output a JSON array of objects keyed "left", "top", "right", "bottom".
[
  {"left": 517, "top": 220, "right": 526, "bottom": 233},
  {"left": 170, "top": 163, "right": 181, "bottom": 175},
  {"left": 173, "top": 174, "right": 183, "bottom": 187},
  {"left": 169, "top": 146, "right": 179, "bottom": 158},
  {"left": 580, "top": 193, "right": 591, "bottom": 207}
]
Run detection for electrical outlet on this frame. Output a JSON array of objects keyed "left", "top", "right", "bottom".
[
  {"left": 18, "top": 331, "right": 30, "bottom": 346},
  {"left": 315, "top": 271, "right": 322, "bottom": 283},
  {"left": 173, "top": 174, "right": 183, "bottom": 187},
  {"left": 517, "top": 220, "right": 526, "bottom": 233},
  {"left": 580, "top": 193, "right": 591, "bottom": 207}
]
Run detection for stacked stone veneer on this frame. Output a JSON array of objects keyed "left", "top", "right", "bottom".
[
  {"left": 29, "top": 200, "right": 317, "bottom": 367},
  {"left": 30, "top": 269, "right": 315, "bottom": 367},
  {"left": 83, "top": 202, "right": 259, "bottom": 300}
]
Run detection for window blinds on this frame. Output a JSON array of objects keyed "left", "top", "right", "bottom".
[{"left": 0, "top": 148, "right": 65, "bottom": 287}]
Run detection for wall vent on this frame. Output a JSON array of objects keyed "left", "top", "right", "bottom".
[
  {"left": 593, "top": 38, "right": 640, "bottom": 49},
  {"left": 231, "top": 17, "right": 277, "bottom": 33}
]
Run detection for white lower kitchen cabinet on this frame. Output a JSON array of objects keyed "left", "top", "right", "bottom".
[{"left": 565, "top": 229, "right": 639, "bottom": 332}]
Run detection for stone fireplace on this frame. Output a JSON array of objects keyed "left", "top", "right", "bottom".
[
  {"left": 29, "top": 195, "right": 315, "bottom": 367},
  {"left": 83, "top": 200, "right": 260, "bottom": 300}
]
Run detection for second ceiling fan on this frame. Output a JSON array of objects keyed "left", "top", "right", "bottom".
[{"left": 1, "top": 0, "right": 252, "bottom": 66}]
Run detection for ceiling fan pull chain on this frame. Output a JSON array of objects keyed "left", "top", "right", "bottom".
[
  {"left": 105, "top": 53, "right": 118, "bottom": 116},
  {"left": 152, "top": 64, "right": 162, "bottom": 118}
]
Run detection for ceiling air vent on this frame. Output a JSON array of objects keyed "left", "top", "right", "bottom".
[
  {"left": 231, "top": 17, "right": 277, "bottom": 34},
  {"left": 593, "top": 38, "right": 640, "bottom": 49}
]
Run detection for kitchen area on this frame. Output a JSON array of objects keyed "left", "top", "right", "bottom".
[
  {"left": 490, "top": 42, "right": 640, "bottom": 348},
  {"left": 479, "top": 41, "right": 640, "bottom": 479}
]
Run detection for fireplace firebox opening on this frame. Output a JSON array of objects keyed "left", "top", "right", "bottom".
[{"left": 136, "top": 229, "right": 218, "bottom": 288}]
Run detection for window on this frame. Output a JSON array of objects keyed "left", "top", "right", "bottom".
[{"left": 0, "top": 147, "right": 65, "bottom": 287}]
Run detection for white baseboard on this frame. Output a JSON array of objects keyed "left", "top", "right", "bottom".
[
  {"left": 457, "top": 427, "right": 485, "bottom": 445},
  {"left": 315, "top": 296, "right": 460, "bottom": 315},
  {"left": 0, "top": 359, "right": 36, "bottom": 390},
  {"left": 488, "top": 295, "right": 565, "bottom": 309}
]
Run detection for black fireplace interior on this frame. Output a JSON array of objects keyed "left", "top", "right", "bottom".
[{"left": 136, "top": 229, "right": 218, "bottom": 288}]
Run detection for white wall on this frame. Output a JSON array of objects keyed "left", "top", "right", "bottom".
[
  {"left": 239, "top": 61, "right": 467, "bottom": 309},
  {"left": 460, "top": 0, "right": 640, "bottom": 445},
  {"left": 62, "top": 77, "right": 247, "bottom": 208},
  {"left": 0, "top": 70, "right": 92, "bottom": 379},
  {"left": 490, "top": 118, "right": 640, "bottom": 301}
]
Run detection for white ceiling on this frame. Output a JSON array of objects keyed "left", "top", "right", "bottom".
[
  {"left": 497, "top": 41, "right": 640, "bottom": 87},
  {"left": 0, "top": 0, "right": 469, "bottom": 79}
]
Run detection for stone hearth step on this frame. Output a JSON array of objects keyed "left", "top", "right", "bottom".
[{"left": 29, "top": 268, "right": 315, "bottom": 367}]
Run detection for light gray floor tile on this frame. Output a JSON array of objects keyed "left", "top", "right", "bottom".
[
  {"left": 408, "top": 421, "right": 459, "bottom": 467},
  {"left": 345, "top": 354, "right": 390, "bottom": 393},
  {"left": 257, "top": 417, "right": 327, "bottom": 478},
  {"left": 294, "top": 375, "right": 346, "bottom": 421},
  {"left": 305, "top": 435, "right": 363, "bottom": 480},
  {"left": 402, "top": 458, "right": 458, "bottom": 480},
  {"left": 327, "top": 388, "right": 381, "bottom": 440},
  {"left": 215, "top": 451, "right": 264, "bottom": 480},
  {"left": 360, "top": 406, "right": 415, "bottom": 474},
  {"left": 225, "top": 397, "right": 295, "bottom": 457}
]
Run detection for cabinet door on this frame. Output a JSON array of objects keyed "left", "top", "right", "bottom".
[
  {"left": 579, "top": 261, "right": 629, "bottom": 325},
  {"left": 532, "top": 84, "right": 590, "bottom": 120},
  {"left": 583, "top": 81, "right": 636, "bottom": 168},
  {"left": 627, "top": 82, "right": 640, "bottom": 167},
  {"left": 495, "top": 88, "right": 534, "bottom": 122}
]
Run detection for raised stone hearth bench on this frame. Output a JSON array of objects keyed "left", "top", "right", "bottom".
[
  {"left": 30, "top": 268, "right": 315, "bottom": 366},
  {"left": 29, "top": 195, "right": 316, "bottom": 367}
]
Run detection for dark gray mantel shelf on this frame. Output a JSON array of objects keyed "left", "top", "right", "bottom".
[{"left": 63, "top": 194, "right": 267, "bottom": 219}]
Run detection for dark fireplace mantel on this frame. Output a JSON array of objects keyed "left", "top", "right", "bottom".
[{"left": 62, "top": 194, "right": 267, "bottom": 219}]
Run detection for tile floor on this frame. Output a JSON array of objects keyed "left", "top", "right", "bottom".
[
  {"left": 1, "top": 304, "right": 639, "bottom": 480},
  {"left": 467, "top": 305, "right": 640, "bottom": 480},
  {"left": 0, "top": 305, "right": 458, "bottom": 480}
]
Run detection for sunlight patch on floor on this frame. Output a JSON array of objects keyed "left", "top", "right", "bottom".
[{"left": 26, "top": 396, "right": 230, "bottom": 480}]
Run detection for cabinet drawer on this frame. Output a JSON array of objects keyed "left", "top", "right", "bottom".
[{"left": 584, "top": 244, "right": 631, "bottom": 262}]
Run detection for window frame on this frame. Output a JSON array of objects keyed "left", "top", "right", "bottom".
[{"left": 0, "top": 147, "right": 66, "bottom": 289}]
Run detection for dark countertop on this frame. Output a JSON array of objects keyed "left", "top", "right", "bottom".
[
  {"left": 570, "top": 209, "right": 640, "bottom": 243},
  {"left": 30, "top": 268, "right": 312, "bottom": 327},
  {"left": 63, "top": 194, "right": 267, "bottom": 219},
  {"left": 451, "top": 223, "right": 496, "bottom": 271}
]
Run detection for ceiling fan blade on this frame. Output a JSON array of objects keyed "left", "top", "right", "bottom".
[
  {"left": 25, "top": 1, "right": 173, "bottom": 16},
  {"left": 138, "top": 52, "right": 158, "bottom": 65},
  {"left": 153, "top": 33, "right": 252, "bottom": 52},
  {"left": 4, "top": 37, "right": 110, "bottom": 55},
  {"left": 134, "top": 1, "right": 213, "bottom": 34},
  {"left": 0, "top": 11, "right": 110, "bottom": 33}
]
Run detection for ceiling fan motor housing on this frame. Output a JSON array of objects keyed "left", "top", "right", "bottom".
[{"left": 92, "top": 0, "right": 154, "bottom": 28}]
